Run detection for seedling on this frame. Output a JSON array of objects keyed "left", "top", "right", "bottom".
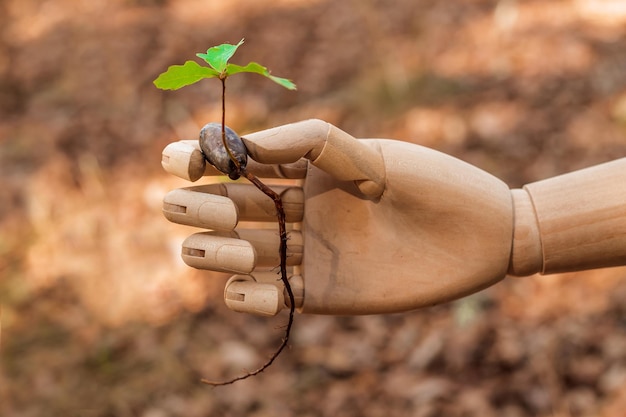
[{"left": 154, "top": 39, "right": 297, "bottom": 386}]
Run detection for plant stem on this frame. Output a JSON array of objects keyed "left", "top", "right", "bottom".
[
  {"left": 201, "top": 76, "right": 296, "bottom": 387},
  {"left": 220, "top": 77, "right": 239, "bottom": 169}
]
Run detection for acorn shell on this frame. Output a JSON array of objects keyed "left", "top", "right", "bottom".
[{"left": 199, "top": 123, "right": 248, "bottom": 180}]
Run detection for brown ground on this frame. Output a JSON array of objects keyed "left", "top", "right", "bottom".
[{"left": 2, "top": 0, "right": 626, "bottom": 416}]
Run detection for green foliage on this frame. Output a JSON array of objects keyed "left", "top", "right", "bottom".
[
  {"left": 154, "top": 39, "right": 296, "bottom": 91},
  {"left": 153, "top": 61, "right": 219, "bottom": 90},
  {"left": 196, "top": 39, "right": 244, "bottom": 74},
  {"left": 226, "top": 62, "right": 297, "bottom": 90}
]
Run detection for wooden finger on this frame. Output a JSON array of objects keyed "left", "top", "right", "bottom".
[
  {"left": 181, "top": 232, "right": 256, "bottom": 274},
  {"left": 163, "top": 188, "right": 238, "bottom": 231},
  {"left": 180, "top": 230, "right": 302, "bottom": 272},
  {"left": 242, "top": 119, "right": 385, "bottom": 197},
  {"left": 182, "top": 183, "right": 304, "bottom": 223},
  {"left": 162, "top": 140, "right": 307, "bottom": 181},
  {"left": 224, "top": 273, "right": 304, "bottom": 316}
]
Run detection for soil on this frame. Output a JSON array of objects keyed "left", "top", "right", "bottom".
[{"left": 2, "top": 0, "right": 626, "bottom": 416}]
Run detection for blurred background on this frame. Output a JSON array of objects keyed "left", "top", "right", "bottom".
[{"left": 2, "top": 0, "right": 626, "bottom": 415}]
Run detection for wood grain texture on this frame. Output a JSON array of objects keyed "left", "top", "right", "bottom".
[{"left": 522, "top": 158, "right": 626, "bottom": 274}]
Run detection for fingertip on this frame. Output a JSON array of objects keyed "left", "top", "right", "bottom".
[
  {"left": 224, "top": 279, "right": 284, "bottom": 317},
  {"left": 163, "top": 188, "right": 238, "bottom": 230},
  {"left": 181, "top": 233, "right": 256, "bottom": 274},
  {"left": 162, "top": 141, "right": 206, "bottom": 181}
]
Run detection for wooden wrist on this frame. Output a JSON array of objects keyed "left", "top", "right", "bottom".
[{"left": 509, "top": 158, "right": 626, "bottom": 276}]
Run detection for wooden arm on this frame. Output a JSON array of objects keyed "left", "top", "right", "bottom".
[{"left": 509, "top": 158, "right": 626, "bottom": 275}]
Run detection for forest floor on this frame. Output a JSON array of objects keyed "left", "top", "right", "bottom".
[{"left": 2, "top": 0, "right": 626, "bottom": 416}]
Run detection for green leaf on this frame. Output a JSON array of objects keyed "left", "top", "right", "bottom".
[
  {"left": 153, "top": 61, "right": 220, "bottom": 90},
  {"left": 196, "top": 39, "right": 245, "bottom": 73},
  {"left": 226, "top": 62, "right": 297, "bottom": 90}
]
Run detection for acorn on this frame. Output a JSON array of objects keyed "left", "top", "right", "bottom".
[{"left": 199, "top": 123, "right": 248, "bottom": 180}]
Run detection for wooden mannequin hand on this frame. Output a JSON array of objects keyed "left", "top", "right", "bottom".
[{"left": 162, "top": 119, "right": 513, "bottom": 315}]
